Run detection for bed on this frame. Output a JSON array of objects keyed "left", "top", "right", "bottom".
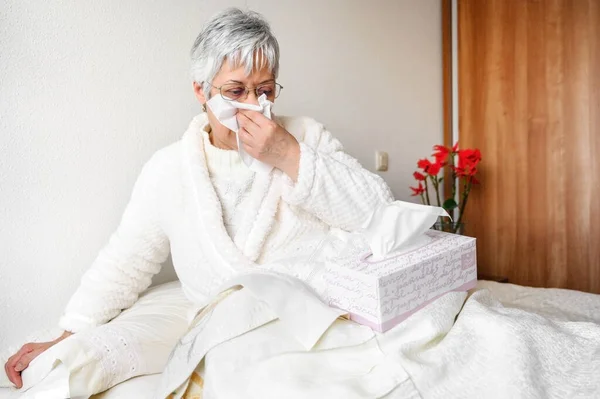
[{"left": 2, "top": 279, "right": 599, "bottom": 398}]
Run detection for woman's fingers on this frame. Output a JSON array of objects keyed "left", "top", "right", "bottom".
[
  {"left": 5, "top": 354, "right": 18, "bottom": 385},
  {"left": 238, "top": 127, "right": 254, "bottom": 147},
  {"left": 237, "top": 112, "right": 263, "bottom": 139},
  {"left": 4, "top": 342, "right": 53, "bottom": 388},
  {"left": 243, "top": 116, "right": 264, "bottom": 138},
  {"left": 14, "top": 347, "right": 45, "bottom": 372},
  {"left": 239, "top": 130, "right": 258, "bottom": 158},
  {"left": 8, "top": 366, "right": 23, "bottom": 389},
  {"left": 5, "top": 346, "right": 30, "bottom": 387},
  {"left": 237, "top": 109, "right": 264, "bottom": 128}
]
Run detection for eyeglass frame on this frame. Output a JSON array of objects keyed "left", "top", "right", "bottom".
[{"left": 205, "top": 80, "right": 283, "bottom": 101}]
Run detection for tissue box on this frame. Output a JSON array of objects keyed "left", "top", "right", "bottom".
[{"left": 319, "top": 229, "right": 477, "bottom": 333}]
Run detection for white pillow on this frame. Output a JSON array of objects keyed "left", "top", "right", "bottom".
[{"left": 15, "top": 281, "right": 194, "bottom": 398}]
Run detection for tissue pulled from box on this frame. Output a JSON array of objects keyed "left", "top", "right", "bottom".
[{"left": 362, "top": 201, "right": 451, "bottom": 260}]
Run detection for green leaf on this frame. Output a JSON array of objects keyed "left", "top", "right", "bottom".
[
  {"left": 443, "top": 198, "right": 458, "bottom": 211},
  {"left": 438, "top": 177, "right": 444, "bottom": 183}
]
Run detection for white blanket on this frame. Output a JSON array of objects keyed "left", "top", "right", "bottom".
[
  {"left": 168, "top": 280, "right": 600, "bottom": 399},
  {"left": 379, "top": 286, "right": 600, "bottom": 398}
]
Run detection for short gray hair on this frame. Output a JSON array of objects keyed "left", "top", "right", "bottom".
[{"left": 190, "top": 8, "right": 280, "bottom": 98}]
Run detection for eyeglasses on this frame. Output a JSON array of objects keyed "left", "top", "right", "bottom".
[{"left": 207, "top": 81, "right": 283, "bottom": 102}]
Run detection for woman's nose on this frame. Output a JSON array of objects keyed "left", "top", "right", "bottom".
[{"left": 239, "top": 90, "right": 260, "bottom": 105}]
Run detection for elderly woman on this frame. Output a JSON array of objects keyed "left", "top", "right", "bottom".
[{"left": 5, "top": 7, "right": 392, "bottom": 394}]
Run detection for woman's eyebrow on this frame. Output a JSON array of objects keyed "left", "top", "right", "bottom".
[{"left": 224, "top": 78, "right": 275, "bottom": 85}]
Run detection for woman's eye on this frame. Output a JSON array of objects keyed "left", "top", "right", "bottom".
[
  {"left": 257, "top": 88, "right": 274, "bottom": 97},
  {"left": 224, "top": 88, "right": 244, "bottom": 97}
]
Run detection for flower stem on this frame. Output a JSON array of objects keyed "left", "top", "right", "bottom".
[
  {"left": 424, "top": 177, "right": 431, "bottom": 205},
  {"left": 455, "top": 178, "right": 471, "bottom": 233},
  {"left": 450, "top": 153, "right": 457, "bottom": 220},
  {"left": 434, "top": 176, "right": 442, "bottom": 207}
]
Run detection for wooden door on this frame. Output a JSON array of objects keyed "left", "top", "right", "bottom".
[{"left": 456, "top": 0, "right": 600, "bottom": 293}]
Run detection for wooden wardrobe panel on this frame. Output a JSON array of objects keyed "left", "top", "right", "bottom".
[{"left": 457, "top": 0, "right": 600, "bottom": 293}]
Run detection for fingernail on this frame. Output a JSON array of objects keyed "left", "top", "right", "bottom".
[{"left": 15, "top": 362, "right": 24, "bottom": 372}]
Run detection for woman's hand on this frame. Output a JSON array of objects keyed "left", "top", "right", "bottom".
[
  {"left": 236, "top": 110, "right": 300, "bottom": 180},
  {"left": 4, "top": 331, "right": 73, "bottom": 388}
]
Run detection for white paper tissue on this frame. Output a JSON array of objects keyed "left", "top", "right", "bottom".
[
  {"left": 362, "top": 201, "right": 451, "bottom": 261},
  {"left": 206, "top": 93, "right": 274, "bottom": 174}
]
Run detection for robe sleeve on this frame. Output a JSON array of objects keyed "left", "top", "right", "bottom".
[
  {"left": 281, "top": 118, "right": 394, "bottom": 232},
  {"left": 58, "top": 153, "right": 171, "bottom": 333}
]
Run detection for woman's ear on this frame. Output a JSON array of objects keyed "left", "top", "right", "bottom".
[{"left": 193, "top": 82, "right": 207, "bottom": 105}]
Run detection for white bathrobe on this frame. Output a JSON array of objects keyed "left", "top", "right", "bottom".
[{"left": 59, "top": 113, "right": 394, "bottom": 334}]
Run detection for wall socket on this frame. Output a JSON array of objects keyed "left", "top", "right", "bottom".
[{"left": 376, "top": 151, "right": 388, "bottom": 171}]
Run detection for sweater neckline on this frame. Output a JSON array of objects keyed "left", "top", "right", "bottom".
[{"left": 201, "top": 131, "right": 254, "bottom": 179}]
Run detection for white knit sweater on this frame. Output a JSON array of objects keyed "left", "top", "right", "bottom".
[
  {"left": 59, "top": 114, "right": 394, "bottom": 333},
  {"left": 201, "top": 131, "right": 255, "bottom": 239}
]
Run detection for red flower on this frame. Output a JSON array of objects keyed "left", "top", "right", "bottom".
[
  {"left": 452, "top": 142, "right": 459, "bottom": 152},
  {"left": 432, "top": 145, "right": 451, "bottom": 164},
  {"left": 427, "top": 161, "right": 442, "bottom": 176},
  {"left": 454, "top": 166, "right": 476, "bottom": 177},
  {"left": 410, "top": 182, "right": 425, "bottom": 196},
  {"left": 459, "top": 149, "right": 482, "bottom": 166},
  {"left": 455, "top": 148, "right": 481, "bottom": 176},
  {"left": 413, "top": 171, "right": 426, "bottom": 181},
  {"left": 417, "top": 158, "right": 443, "bottom": 176},
  {"left": 470, "top": 176, "right": 480, "bottom": 185},
  {"left": 454, "top": 166, "right": 478, "bottom": 177},
  {"left": 417, "top": 158, "right": 432, "bottom": 171}
]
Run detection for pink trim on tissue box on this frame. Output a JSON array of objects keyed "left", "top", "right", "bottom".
[{"left": 348, "top": 278, "right": 478, "bottom": 333}]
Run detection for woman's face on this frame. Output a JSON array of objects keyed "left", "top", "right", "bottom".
[{"left": 193, "top": 59, "right": 276, "bottom": 150}]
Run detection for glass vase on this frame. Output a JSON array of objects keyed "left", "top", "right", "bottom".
[{"left": 432, "top": 221, "right": 465, "bottom": 235}]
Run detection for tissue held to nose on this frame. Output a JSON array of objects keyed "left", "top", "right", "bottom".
[
  {"left": 362, "top": 201, "right": 451, "bottom": 261},
  {"left": 206, "top": 93, "right": 274, "bottom": 174}
]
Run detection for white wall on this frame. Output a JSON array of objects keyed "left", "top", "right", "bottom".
[{"left": 0, "top": 0, "right": 442, "bottom": 348}]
